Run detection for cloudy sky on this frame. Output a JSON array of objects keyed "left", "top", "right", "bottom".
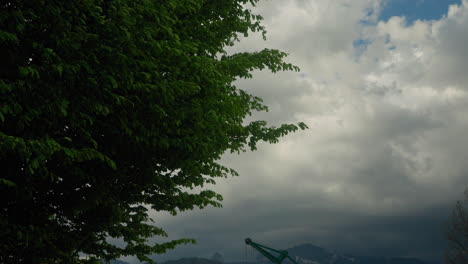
[{"left": 129, "top": 0, "right": 468, "bottom": 263}]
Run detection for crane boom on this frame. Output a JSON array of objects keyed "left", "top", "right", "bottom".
[{"left": 244, "top": 238, "right": 299, "bottom": 264}]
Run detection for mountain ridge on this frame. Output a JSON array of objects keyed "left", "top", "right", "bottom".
[{"left": 109, "top": 243, "right": 440, "bottom": 264}]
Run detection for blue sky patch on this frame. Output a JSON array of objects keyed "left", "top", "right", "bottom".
[
  {"left": 353, "top": 39, "right": 373, "bottom": 48},
  {"left": 352, "top": 39, "right": 373, "bottom": 61},
  {"left": 379, "top": 0, "right": 462, "bottom": 25}
]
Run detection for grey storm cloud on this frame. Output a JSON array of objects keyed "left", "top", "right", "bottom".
[{"left": 123, "top": 1, "right": 468, "bottom": 263}]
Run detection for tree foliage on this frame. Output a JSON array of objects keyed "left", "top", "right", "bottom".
[
  {"left": 446, "top": 189, "right": 468, "bottom": 264},
  {"left": 0, "top": 0, "right": 306, "bottom": 263}
]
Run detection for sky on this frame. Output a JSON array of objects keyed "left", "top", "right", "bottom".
[{"left": 124, "top": 0, "right": 467, "bottom": 263}]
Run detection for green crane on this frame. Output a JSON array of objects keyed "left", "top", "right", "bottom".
[{"left": 244, "top": 238, "right": 299, "bottom": 264}]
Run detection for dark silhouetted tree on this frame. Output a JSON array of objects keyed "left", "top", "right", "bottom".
[
  {"left": 0, "top": 0, "right": 306, "bottom": 263},
  {"left": 446, "top": 189, "right": 468, "bottom": 264}
]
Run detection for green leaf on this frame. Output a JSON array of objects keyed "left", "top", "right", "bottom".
[{"left": 0, "top": 178, "right": 16, "bottom": 187}]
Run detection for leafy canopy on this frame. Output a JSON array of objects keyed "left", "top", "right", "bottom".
[{"left": 0, "top": 0, "right": 307, "bottom": 263}]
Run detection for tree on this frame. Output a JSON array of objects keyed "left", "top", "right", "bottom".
[
  {"left": 0, "top": 0, "right": 307, "bottom": 263},
  {"left": 446, "top": 189, "right": 468, "bottom": 264}
]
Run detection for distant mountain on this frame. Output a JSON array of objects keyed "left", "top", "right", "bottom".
[
  {"left": 212, "top": 252, "right": 225, "bottom": 263},
  {"left": 287, "top": 243, "right": 333, "bottom": 264},
  {"left": 163, "top": 254, "right": 434, "bottom": 264},
  {"left": 164, "top": 257, "right": 223, "bottom": 264},
  {"left": 238, "top": 243, "right": 436, "bottom": 264},
  {"left": 107, "top": 243, "right": 438, "bottom": 264},
  {"left": 284, "top": 244, "right": 437, "bottom": 264}
]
